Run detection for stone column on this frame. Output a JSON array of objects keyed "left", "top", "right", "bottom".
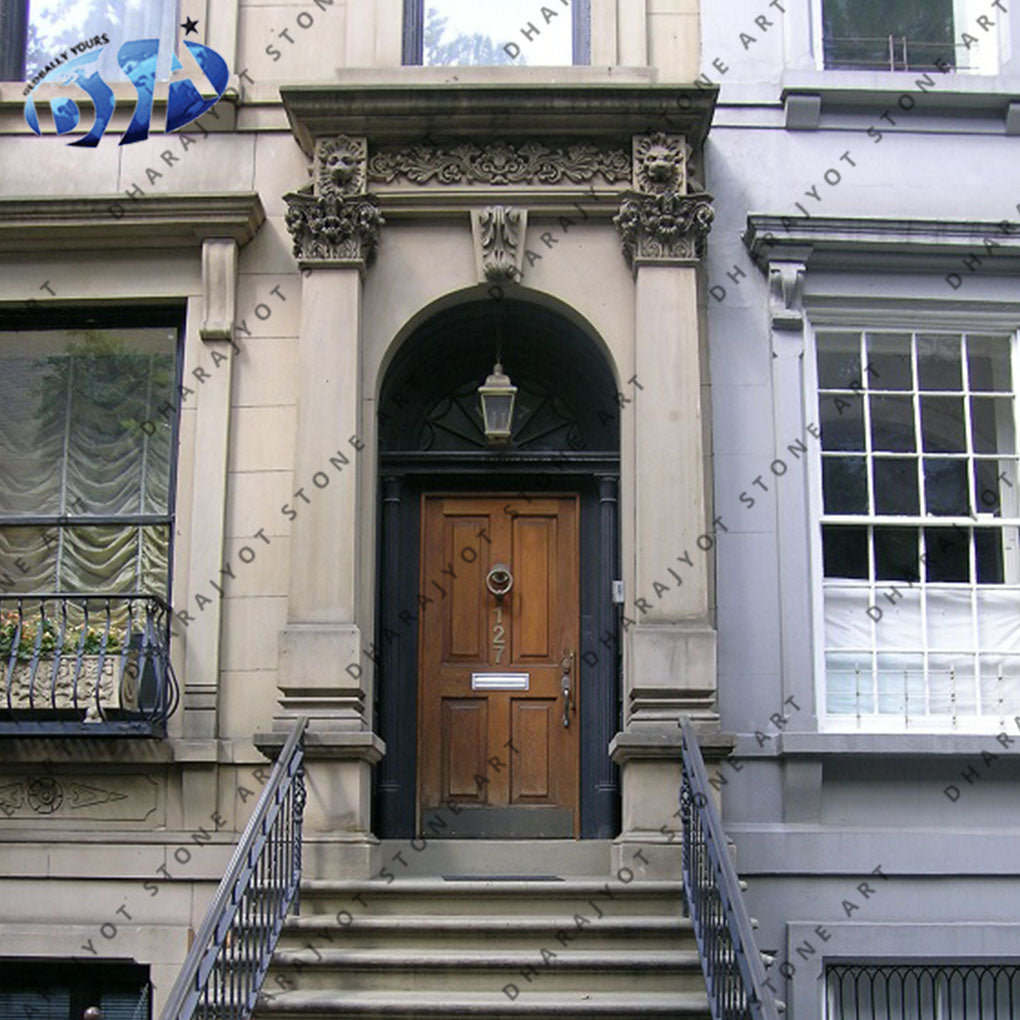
[
  {"left": 269, "top": 135, "right": 385, "bottom": 876},
  {"left": 608, "top": 133, "right": 723, "bottom": 874}
]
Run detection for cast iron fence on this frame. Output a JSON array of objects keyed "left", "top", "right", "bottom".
[{"left": 827, "top": 963, "right": 1020, "bottom": 1018}]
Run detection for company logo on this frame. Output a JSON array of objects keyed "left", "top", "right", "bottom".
[{"left": 24, "top": 37, "right": 229, "bottom": 147}]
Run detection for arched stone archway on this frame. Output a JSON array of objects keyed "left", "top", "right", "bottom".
[{"left": 374, "top": 296, "right": 622, "bottom": 839}]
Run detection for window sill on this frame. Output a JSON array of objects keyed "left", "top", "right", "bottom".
[
  {"left": 778, "top": 69, "right": 1017, "bottom": 122},
  {"left": 745, "top": 729, "right": 1020, "bottom": 757}
]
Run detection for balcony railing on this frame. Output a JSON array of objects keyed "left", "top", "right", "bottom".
[
  {"left": 0, "top": 593, "right": 179, "bottom": 735},
  {"left": 680, "top": 718, "right": 783, "bottom": 1020}
]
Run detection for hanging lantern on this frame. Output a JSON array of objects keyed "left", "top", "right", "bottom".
[{"left": 477, "top": 361, "right": 517, "bottom": 446}]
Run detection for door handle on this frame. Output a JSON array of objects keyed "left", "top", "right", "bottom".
[{"left": 560, "top": 650, "right": 575, "bottom": 728}]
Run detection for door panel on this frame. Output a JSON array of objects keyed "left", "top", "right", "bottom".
[{"left": 418, "top": 494, "right": 580, "bottom": 837}]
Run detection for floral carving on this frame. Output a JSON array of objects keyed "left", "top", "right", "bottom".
[
  {"left": 368, "top": 141, "right": 631, "bottom": 186},
  {"left": 284, "top": 191, "right": 384, "bottom": 264},
  {"left": 614, "top": 192, "right": 715, "bottom": 265}
]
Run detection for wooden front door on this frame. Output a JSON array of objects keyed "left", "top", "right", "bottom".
[{"left": 418, "top": 494, "right": 580, "bottom": 837}]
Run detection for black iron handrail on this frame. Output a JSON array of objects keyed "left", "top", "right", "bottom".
[
  {"left": 159, "top": 717, "right": 308, "bottom": 1020},
  {"left": 679, "top": 718, "right": 782, "bottom": 1020},
  {"left": 0, "top": 593, "right": 179, "bottom": 735}
]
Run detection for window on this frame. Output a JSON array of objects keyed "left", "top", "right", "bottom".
[
  {"left": 0, "top": 960, "right": 150, "bottom": 1020},
  {"left": 1, "top": 0, "right": 179, "bottom": 82},
  {"left": 816, "top": 330, "right": 1020, "bottom": 731},
  {"left": 403, "top": 0, "right": 590, "bottom": 66},
  {"left": 826, "top": 963, "right": 1020, "bottom": 1019},
  {"left": 820, "top": 0, "right": 999, "bottom": 74},
  {"left": 0, "top": 317, "right": 180, "bottom": 599}
]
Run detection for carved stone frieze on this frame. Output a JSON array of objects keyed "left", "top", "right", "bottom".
[
  {"left": 614, "top": 191, "right": 715, "bottom": 265},
  {"left": 284, "top": 191, "right": 384, "bottom": 265},
  {"left": 633, "top": 133, "right": 689, "bottom": 195},
  {"left": 472, "top": 206, "right": 526, "bottom": 283},
  {"left": 367, "top": 141, "right": 631, "bottom": 186}
]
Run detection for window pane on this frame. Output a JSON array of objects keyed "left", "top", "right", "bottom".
[
  {"left": 423, "top": 1, "right": 572, "bottom": 66},
  {"left": 822, "top": 0, "right": 955, "bottom": 71},
  {"left": 924, "top": 458, "right": 969, "bottom": 515},
  {"left": 873, "top": 456, "right": 919, "bottom": 515},
  {"left": 866, "top": 332, "right": 912, "bottom": 390},
  {"left": 870, "top": 394, "right": 915, "bottom": 452},
  {"left": 823, "top": 525, "right": 868, "bottom": 578},
  {"left": 920, "top": 395, "right": 966, "bottom": 452},
  {"left": 975, "top": 528, "right": 1004, "bottom": 583},
  {"left": 918, "top": 333, "right": 963, "bottom": 390},
  {"left": 874, "top": 526, "right": 920, "bottom": 581},
  {"left": 924, "top": 526, "right": 970, "bottom": 581},
  {"left": 817, "top": 332, "right": 862, "bottom": 388},
  {"left": 974, "top": 458, "right": 1012, "bottom": 516},
  {"left": 968, "top": 334, "right": 1012, "bottom": 391},
  {"left": 820, "top": 394, "right": 865, "bottom": 451},
  {"left": 27, "top": 0, "right": 179, "bottom": 81},
  {"left": 970, "top": 396, "right": 1014, "bottom": 454},
  {"left": 823, "top": 456, "right": 868, "bottom": 513}
]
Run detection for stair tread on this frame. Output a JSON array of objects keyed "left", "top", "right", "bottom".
[
  {"left": 272, "top": 948, "right": 701, "bottom": 967},
  {"left": 300, "top": 879, "right": 683, "bottom": 894},
  {"left": 257, "top": 988, "right": 711, "bottom": 1014},
  {"left": 286, "top": 914, "right": 693, "bottom": 930}
]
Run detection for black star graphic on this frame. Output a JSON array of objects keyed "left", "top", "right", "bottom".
[{"left": 181, "top": 16, "right": 199, "bottom": 35}]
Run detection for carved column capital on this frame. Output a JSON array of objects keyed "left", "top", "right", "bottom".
[
  {"left": 614, "top": 191, "right": 715, "bottom": 267},
  {"left": 284, "top": 133, "right": 385, "bottom": 269}
]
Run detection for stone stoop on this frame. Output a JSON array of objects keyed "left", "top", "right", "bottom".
[{"left": 253, "top": 877, "right": 712, "bottom": 1018}]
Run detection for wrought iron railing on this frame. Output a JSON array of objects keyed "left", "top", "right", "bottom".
[
  {"left": 159, "top": 717, "right": 308, "bottom": 1020},
  {"left": 0, "top": 593, "right": 179, "bottom": 735},
  {"left": 679, "top": 718, "right": 783, "bottom": 1020},
  {"left": 827, "top": 963, "right": 1020, "bottom": 1018}
]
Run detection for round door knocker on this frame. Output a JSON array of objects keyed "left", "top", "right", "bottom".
[{"left": 485, "top": 563, "right": 514, "bottom": 600}]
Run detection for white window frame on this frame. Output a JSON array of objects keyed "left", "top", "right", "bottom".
[{"left": 805, "top": 309, "right": 1020, "bottom": 734}]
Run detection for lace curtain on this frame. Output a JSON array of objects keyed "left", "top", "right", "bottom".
[{"left": 0, "top": 327, "right": 176, "bottom": 596}]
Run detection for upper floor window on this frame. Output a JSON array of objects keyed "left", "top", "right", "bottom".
[
  {"left": 1, "top": 0, "right": 178, "bottom": 82},
  {"left": 0, "top": 318, "right": 180, "bottom": 599},
  {"left": 820, "top": 0, "right": 998, "bottom": 74},
  {"left": 403, "top": 0, "right": 590, "bottom": 66},
  {"left": 816, "top": 329, "right": 1020, "bottom": 731}
]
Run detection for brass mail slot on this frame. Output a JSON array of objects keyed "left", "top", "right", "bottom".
[{"left": 471, "top": 672, "right": 530, "bottom": 691}]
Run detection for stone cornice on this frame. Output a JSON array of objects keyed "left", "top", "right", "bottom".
[
  {"left": 0, "top": 192, "right": 265, "bottom": 254},
  {"left": 746, "top": 214, "right": 1020, "bottom": 272},
  {"left": 280, "top": 83, "right": 718, "bottom": 155}
]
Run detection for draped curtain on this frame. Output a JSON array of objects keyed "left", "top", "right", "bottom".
[{"left": 0, "top": 327, "right": 176, "bottom": 596}]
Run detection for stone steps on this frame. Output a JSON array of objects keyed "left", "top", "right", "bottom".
[{"left": 252, "top": 871, "right": 711, "bottom": 1019}]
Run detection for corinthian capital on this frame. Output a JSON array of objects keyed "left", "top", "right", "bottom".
[{"left": 614, "top": 191, "right": 714, "bottom": 266}]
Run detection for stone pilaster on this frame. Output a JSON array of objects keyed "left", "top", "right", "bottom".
[
  {"left": 609, "top": 132, "right": 718, "bottom": 873},
  {"left": 270, "top": 135, "right": 386, "bottom": 876}
]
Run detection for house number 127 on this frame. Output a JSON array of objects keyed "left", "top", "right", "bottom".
[{"left": 492, "top": 606, "right": 507, "bottom": 663}]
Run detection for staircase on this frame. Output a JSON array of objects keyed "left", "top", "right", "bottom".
[{"left": 253, "top": 860, "right": 712, "bottom": 1018}]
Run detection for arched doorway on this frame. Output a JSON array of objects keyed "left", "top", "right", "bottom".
[{"left": 374, "top": 295, "right": 621, "bottom": 839}]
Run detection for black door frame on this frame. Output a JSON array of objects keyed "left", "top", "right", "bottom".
[{"left": 373, "top": 451, "right": 620, "bottom": 838}]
